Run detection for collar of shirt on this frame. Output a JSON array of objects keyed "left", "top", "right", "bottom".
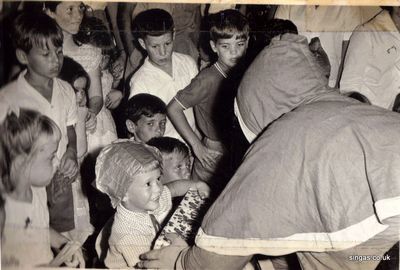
[
  {"left": 17, "top": 70, "right": 56, "bottom": 109},
  {"left": 143, "top": 53, "right": 178, "bottom": 80},
  {"left": 117, "top": 203, "right": 158, "bottom": 228}
]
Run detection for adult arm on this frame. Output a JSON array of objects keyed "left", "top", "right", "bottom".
[
  {"left": 138, "top": 242, "right": 251, "bottom": 270},
  {"left": 119, "top": 3, "right": 137, "bottom": 56}
]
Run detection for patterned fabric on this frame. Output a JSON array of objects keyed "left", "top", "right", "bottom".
[
  {"left": 95, "top": 140, "right": 162, "bottom": 208},
  {"left": 63, "top": 44, "right": 102, "bottom": 72},
  {"left": 154, "top": 189, "right": 210, "bottom": 249},
  {"left": 104, "top": 187, "right": 172, "bottom": 268}
]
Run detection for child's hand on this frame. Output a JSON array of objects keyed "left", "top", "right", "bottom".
[
  {"left": 105, "top": 89, "right": 123, "bottom": 109},
  {"left": 192, "top": 142, "right": 220, "bottom": 169},
  {"left": 85, "top": 110, "right": 97, "bottom": 133},
  {"left": 65, "top": 245, "right": 85, "bottom": 268},
  {"left": 193, "top": 180, "right": 210, "bottom": 199},
  {"left": 59, "top": 148, "right": 78, "bottom": 180}
]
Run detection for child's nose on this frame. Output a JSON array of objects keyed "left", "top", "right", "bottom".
[
  {"left": 159, "top": 45, "right": 166, "bottom": 56},
  {"left": 153, "top": 181, "right": 161, "bottom": 193},
  {"left": 230, "top": 46, "right": 238, "bottom": 55}
]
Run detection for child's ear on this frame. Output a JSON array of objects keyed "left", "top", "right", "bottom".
[
  {"left": 138, "top": 38, "right": 147, "bottom": 51},
  {"left": 209, "top": 40, "right": 217, "bottom": 53},
  {"left": 44, "top": 8, "right": 56, "bottom": 19},
  {"left": 16, "top": 49, "right": 29, "bottom": 66},
  {"left": 126, "top": 119, "right": 137, "bottom": 135}
]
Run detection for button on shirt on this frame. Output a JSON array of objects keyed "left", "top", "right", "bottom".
[
  {"left": 340, "top": 10, "right": 400, "bottom": 109},
  {"left": 129, "top": 52, "right": 198, "bottom": 141}
]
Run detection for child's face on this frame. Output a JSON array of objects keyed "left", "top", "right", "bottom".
[
  {"left": 139, "top": 32, "right": 174, "bottom": 69},
  {"left": 19, "top": 42, "right": 63, "bottom": 80},
  {"left": 27, "top": 130, "right": 61, "bottom": 187},
  {"left": 47, "top": 2, "right": 85, "bottom": 35},
  {"left": 210, "top": 34, "right": 248, "bottom": 68},
  {"left": 123, "top": 169, "right": 162, "bottom": 212},
  {"left": 127, "top": 113, "right": 166, "bottom": 143},
  {"left": 160, "top": 151, "right": 191, "bottom": 184},
  {"left": 73, "top": 77, "right": 88, "bottom": 106}
]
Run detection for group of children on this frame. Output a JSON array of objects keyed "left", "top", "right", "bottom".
[{"left": 0, "top": 5, "right": 250, "bottom": 269}]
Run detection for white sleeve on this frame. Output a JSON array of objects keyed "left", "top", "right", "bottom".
[{"left": 340, "top": 30, "right": 372, "bottom": 95}]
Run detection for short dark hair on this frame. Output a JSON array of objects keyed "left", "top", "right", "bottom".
[
  {"left": 126, "top": 94, "right": 167, "bottom": 123},
  {"left": 59, "top": 56, "right": 90, "bottom": 94},
  {"left": 12, "top": 11, "right": 63, "bottom": 53},
  {"left": 209, "top": 9, "right": 249, "bottom": 42},
  {"left": 134, "top": 9, "right": 174, "bottom": 39},
  {"left": 264, "top": 19, "right": 298, "bottom": 45},
  {"left": 147, "top": 136, "right": 190, "bottom": 158}
]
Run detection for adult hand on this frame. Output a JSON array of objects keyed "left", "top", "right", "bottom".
[
  {"left": 59, "top": 148, "right": 78, "bottom": 180},
  {"left": 105, "top": 89, "right": 123, "bottom": 109},
  {"left": 136, "top": 234, "right": 188, "bottom": 269},
  {"left": 193, "top": 142, "right": 220, "bottom": 169},
  {"left": 85, "top": 110, "right": 97, "bottom": 133}
]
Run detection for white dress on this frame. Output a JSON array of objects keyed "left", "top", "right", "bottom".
[
  {"left": 2, "top": 187, "right": 53, "bottom": 267},
  {"left": 64, "top": 44, "right": 118, "bottom": 155}
]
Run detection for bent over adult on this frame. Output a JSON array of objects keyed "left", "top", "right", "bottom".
[{"left": 138, "top": 33, "right": 400, "bottom": 270}]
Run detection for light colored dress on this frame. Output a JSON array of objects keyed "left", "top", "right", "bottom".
[
  {"left": 64, "top": 44, "right": 118, "bottom": 155},
  {"left": 2, "top": 187, "right": 53, "bottom": 267}
]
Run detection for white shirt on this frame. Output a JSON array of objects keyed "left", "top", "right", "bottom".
[
  {"left": 340, "top": 10, "right": 400, "bottom": 109},
  {"left": 129, "top": 52, "right": 198, "bottom": 141},
  {"left": 0, "top": 70, "right": 78, "bottom": 160},
  {"left": 275, "top": 5, "right": 381, "bottom": 87},
  {"left": 2, "top": 187, "right": 53, "bottom": 267}
]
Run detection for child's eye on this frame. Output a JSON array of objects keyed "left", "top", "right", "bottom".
[
  {"left": 146, "top": 182, "right": 151, "bottom": 187},
  {"left": 238, "top": 42, "right": 245, "bottom": 47},
  {"left": 147, "top": 122, "right": 154, "bottom": 126},
  {"left": 221, "top": 45, "right": 229, "bottom": 49}
]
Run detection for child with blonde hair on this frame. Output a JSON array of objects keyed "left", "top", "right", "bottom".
[
  {"left": 0, "top": 108, "right": 84, "bottom": 268},
  {"left": 95, "top": 140, "right": 209, "bottom": 268}
]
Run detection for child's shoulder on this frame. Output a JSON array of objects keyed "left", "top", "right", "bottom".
[{"left": 172, "top": 52, "right": 197, "bottom": 65}]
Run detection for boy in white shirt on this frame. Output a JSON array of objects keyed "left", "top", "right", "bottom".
[{"left": 129, "top": 9, "right": 198, "bottom": 142}]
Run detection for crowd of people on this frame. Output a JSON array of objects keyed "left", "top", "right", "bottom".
[{"left": 0, "top": 2, "right": 399, "bottom": 269}]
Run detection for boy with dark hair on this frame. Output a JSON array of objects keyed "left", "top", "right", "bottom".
[
  {"left": 0, "top": 11, "right": 84, "bottom": 263},
  {"left": 167, "top": 9, "right": 249, "bottom": 193},
  {"left": 129, "top": 9, "right": 198, "bottom": 142},
  {"left": 125, "top": 93, "right": 167, "bottom": 143},
  {"left": 147, "top": 136, "right": 191, "bottom": 184}
]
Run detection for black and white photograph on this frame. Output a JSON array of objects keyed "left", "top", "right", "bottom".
[{"left": 0, "top": 1, "right": 399, "bottom": 269}]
